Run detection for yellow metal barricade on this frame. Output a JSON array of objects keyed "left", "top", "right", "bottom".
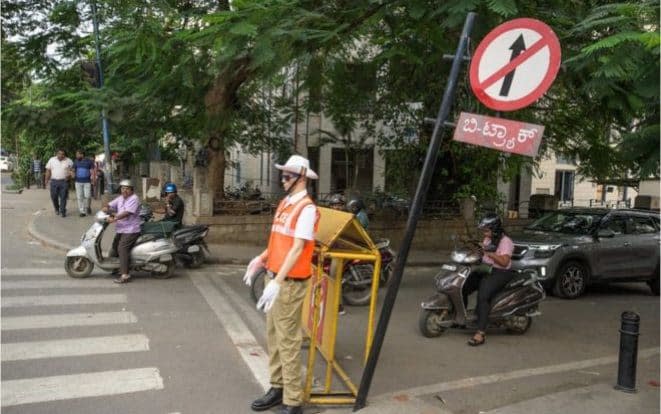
[{"left": 301, "top": 207, "right": 381, "bottom": 405}]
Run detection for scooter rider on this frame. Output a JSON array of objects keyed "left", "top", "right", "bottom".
[
  {"left": 103, "top": 179, "right": 142, "bottom": 284},
  {"left": 347, "top": 198, "right": 369, "bottom": 229},
  {"left": 160, "top": 182, "right": 184, "bottom": 227},
  {"left": 462, "top": 213, "right": 514, "bottom": 346}
]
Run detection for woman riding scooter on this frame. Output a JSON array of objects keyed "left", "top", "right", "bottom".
[{"left": 463, "top": 213, "right": 515, "bottom": 346}]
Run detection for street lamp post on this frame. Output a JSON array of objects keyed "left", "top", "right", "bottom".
[{"left": 91, "top": 0, "right": 113, "bottom": 195}]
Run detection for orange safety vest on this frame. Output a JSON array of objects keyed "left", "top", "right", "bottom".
[{"left": 265, "top": 195, "right": 319, "bottom": 279}]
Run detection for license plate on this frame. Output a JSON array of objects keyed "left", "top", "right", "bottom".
[{"left": 441, "top": 264, "right": 456, "bottom": 271}]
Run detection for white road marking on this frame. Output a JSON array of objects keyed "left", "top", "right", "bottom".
[
  {"left": 1, "top": 367, "right": 164, "bottom": 407},
  {"left": 1, "top": 268, "right": 67, "bottom": 277},
  {"left": 2, "top": 279, "right": 117, "bottom": 289},
  {"left": 1, "top": 294, "right": 126, "bottom": 308},
  {"left": 2, "top": 334, "right": 150, "bottom": 361},
  {"left": 190, "top": 273, "right": 270, "bottom": 391},
  {"left": 2, "top": 311, "right": 137, "bottom": 330},
  {"left": 386, "top": 347, "right": 660, "bottom": 398}
]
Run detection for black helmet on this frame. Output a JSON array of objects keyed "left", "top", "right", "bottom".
[
  {"left": 478, "top": 213, "right": 503, "bottom": 233},
  {"left": 329, "top": 193, "right": 345, "bottom": 207},
  {"left": 347, "top": 198, "right": 365, "bottom": 214}
]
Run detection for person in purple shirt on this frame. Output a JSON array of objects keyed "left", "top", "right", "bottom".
[{"left": 102, "top": 179, "right": 142, "bottom": 284}]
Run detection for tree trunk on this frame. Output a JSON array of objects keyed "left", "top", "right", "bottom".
[{"left": 203, "top": 55, "right": 252, "bottom": 200}]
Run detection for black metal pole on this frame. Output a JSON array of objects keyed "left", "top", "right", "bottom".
[
  {"left": 614, "top": 311, "right": 640, "bottom": 393},
  {"left": 91, "top": 0, "right": 113, "bottom": 194},
  {"left": 353, "top": 12, "right": 477, "bottom": 411}
]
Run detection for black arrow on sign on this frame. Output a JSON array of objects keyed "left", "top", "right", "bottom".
[{"left": 499, "top": 34, "right": 526, "bottom": 97}]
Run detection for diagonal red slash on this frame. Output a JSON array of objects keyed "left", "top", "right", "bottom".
[{"left": 478, "top": 37, "right": 549, "bottom": 91}]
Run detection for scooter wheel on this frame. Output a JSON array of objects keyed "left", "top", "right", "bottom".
[
  {"left": 505, "top": 316, "right": 532, "bottom": 334},
  {"left": 418, "top": 309, "right": 448, "bottom": 338},
  {"left": 250, "top": 269, "right": 267, "bottom": 303},
  {"left": 152, "top": 261, "right": 175, "bottom": 279},
  {"left": 187, "top": 252, "right": 205, "bottom": 269},
  {"left": 65, "top": 256, "right": 94, "bottom": 278}
]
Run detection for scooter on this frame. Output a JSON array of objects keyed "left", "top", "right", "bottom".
[
  {"left": 171, "top": 224, "right": 210, "bottom": 268},
  {"left": 64, "top": 211, "right": 179, "bottom": 279},
  {"left": 418, "top": 243, "right": 546, "bottom": 338},
  {"left": 138, "top": 205, "right": 210, "bottom": 268}
]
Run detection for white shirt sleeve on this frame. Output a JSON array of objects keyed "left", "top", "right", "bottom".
[{"left": 293, "top": 205, "right": 317, "bottom": 241}]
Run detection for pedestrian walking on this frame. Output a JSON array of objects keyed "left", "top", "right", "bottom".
[
  {"left": 73, "top": 150, "right": 95, "bottom": 216},
  {"left": 243, "top": 155, "right": 319, "bottom": 414},
  {"left": 31, "top": 154, "right": 43, "bottom": 189},
  {"left": 45, "top": 149, "right": 73, "bottom": 217},
  {"left": 102, "top": 179, "right": 141, "bottom": 284}
]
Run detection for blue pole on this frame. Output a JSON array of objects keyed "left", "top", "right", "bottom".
[{"left": 91, "top": 0, "right": 113, "bottom": 194}]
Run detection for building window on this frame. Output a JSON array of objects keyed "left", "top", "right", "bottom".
[
  {"left": 331, "top": 148, "right": 373, "bottom": 193},
  {"left": 555, "top": 152, "right": 576, "bottom": 165},
  {"left": 555, "top": 170, "right": 574, "bottom": 202}
]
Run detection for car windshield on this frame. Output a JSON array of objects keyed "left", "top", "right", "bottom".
[{"left": 526, "top": 211, "right": 604, "bottom": 234}]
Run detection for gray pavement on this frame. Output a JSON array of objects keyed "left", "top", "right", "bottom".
[{"left": 13, "top": 186, "right": 661, "bottom": 414}]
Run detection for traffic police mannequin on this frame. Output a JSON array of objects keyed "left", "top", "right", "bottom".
[{"left": 244, "top": 155, "right": 319, "bottom": 414}]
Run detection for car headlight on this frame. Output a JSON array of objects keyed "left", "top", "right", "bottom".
[{"left": 532, "top": 244, "right": 561, "bottom": 258}]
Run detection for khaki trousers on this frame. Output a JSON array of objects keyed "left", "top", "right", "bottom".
[{"left": 266, "top": 277, "right": 309, "bottom": 406}]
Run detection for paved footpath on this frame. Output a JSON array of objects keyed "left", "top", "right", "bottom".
[{"left": 8, "top": 187, "right": 661, "bottom": 413}]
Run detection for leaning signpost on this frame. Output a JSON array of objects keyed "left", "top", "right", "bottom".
[{"left": 354, "top": 14, "right": 561, "bottom": 411}]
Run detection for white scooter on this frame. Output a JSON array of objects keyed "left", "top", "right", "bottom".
[{"left": 65, "top": 211, "right": 178, "bottom": 279}]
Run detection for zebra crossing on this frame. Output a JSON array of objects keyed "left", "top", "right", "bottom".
[{"left": 1, "top": 268, "right": 165, "bottom": 409}]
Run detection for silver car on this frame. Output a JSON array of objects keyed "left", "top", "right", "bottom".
[{"left": 510, "top": 208, "right": 660, "bottom": 299}]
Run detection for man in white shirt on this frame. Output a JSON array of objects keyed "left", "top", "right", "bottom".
[{"left": 45, "top": 149, "right": 73, "bottom": 217}]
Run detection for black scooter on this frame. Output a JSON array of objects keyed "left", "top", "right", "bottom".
[
  {"left": 419, "top": 242, "right": 546, "bottom": 338},
  {"left": 139, "top": 205, "right": 210, "bottom": 268}
]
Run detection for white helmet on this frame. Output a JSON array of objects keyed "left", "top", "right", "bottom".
[{"left": 119, "top": 179, "right": 134, "bottom": 189}]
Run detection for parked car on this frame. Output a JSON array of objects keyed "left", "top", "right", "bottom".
[
  {"left": 0, "top": 156, "right": 13, "bottom": 172},
  {"left": 509, "top": 208, "right": 660, "bottom": 299}
]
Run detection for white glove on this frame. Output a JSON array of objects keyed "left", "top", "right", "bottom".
[
  {"left": 256, "top": 281, "right": 280, "bottom": 313},
  {"left": 243, "top": 256, "right": 265, "bottom": 286}
]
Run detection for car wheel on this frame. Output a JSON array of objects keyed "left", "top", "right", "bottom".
[
  {"left": 648, "top": 265, "right": 660, "bottom": 296},
  {"left": 553, "top": 261, "right": 588, "bottom": 299}
]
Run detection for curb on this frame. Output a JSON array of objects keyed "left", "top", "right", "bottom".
[{"left": 28, "top": 211, "right": 74, "bottom": 253}]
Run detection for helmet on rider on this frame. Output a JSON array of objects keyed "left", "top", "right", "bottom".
[
  {"left": 478, "top": 213, "right": 502, "bottom": 232},
  {"left": 119, "top": 179, "right": 134, "bottom": 189},
  {"left": 347, "top": 198, "right": 365, "bottom": 214},
  {"left": 164, "top": 183, "right": 177, "bottom": 194},
  {"left": 329, "top": 193, "right": 345, "bottom": 209}
]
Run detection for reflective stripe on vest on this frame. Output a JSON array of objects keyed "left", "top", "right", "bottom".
[{"left": 265, "top": 196, "right": 319, "bottom": 278}]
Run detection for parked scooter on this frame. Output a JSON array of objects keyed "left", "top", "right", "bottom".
[
  {"left": 139, "top": 205, "right": 210, "bottom": 268},
  {"left": 64, "top": 211, "right": 179, "bottom": 279},
  {"left": 171, "top": 224, "right": 210, "bottom": 268},
  {"left": 419, "top": 241, "right": 546, "bottom": 337},
  {"left": 249, "top": 238, "right": 396, "bottom": 306}
]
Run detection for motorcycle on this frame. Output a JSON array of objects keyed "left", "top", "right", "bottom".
[
  {"left": 418, "top": 242, "right": 546, "bottom": 338},
  {"left": 249, "top": 238, "right": 396, "bottom": 306},
  {"left": 64, "top": 211, "right": 179, "bottom": 279}
]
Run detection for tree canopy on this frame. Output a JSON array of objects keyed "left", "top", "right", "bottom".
[{"left": 2, "top": 0, "right": 658, "bottom": 200}]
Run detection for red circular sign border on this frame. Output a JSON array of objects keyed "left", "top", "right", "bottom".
[{"left": 469, "top": 18, "right": 561, "bottom": 112}]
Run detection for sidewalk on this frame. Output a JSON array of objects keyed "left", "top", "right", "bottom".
[{"left": 13, "top": 187, "right": 660, "bottom": 414}]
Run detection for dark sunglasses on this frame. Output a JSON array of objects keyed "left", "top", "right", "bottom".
[{"left": 281, "top": 173, "right": 300, "bottom": 182}]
